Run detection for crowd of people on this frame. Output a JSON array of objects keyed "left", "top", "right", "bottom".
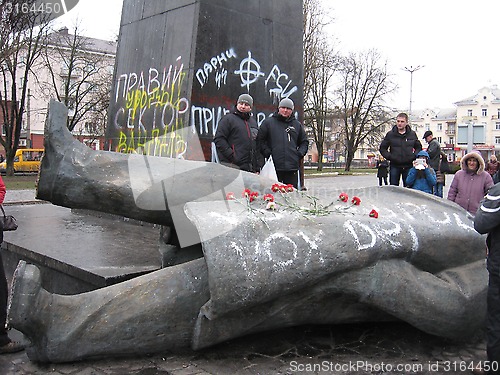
[
  {"left": 378, "top": 112, "right": 496, "bottom": 213},
  {"left": 213, "top": 99, "right": 498, "bottom": 222},
  {"left": 378, "top": 112, "right": 499, "bottom": 375}
]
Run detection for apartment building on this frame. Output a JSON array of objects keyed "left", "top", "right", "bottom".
[
  {"left": 454, "top": 85, "right": 500, "bottom": 161},
  {"left": 414, "top": 85, "right": 500, "bottom": 163},
  {"left": 412, "top": 108, "right": 458, "bottom": 162}
]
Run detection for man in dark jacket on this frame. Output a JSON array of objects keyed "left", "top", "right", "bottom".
[
  {"left": 423, "top": 130, "right": 444, "bottom": 197},
  {"left": 474, "top": 183, "right": 500, "bottom": 375},
  {"left": 379, "top": 112, "right": 422, "bottom": 187},
  {"left": 213, "top": 94, "right": 260, "bottom": 172},
  {"left": 257, "top": 98, "right": 308, "bottom": 189}
]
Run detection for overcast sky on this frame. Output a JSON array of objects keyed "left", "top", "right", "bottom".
[{"left": 57, "top": 0, "right": 499, "bottom": 111}]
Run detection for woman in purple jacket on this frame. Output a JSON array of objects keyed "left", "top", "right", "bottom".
[{"left": 447, "top": 151, "right": 494, "bottom": 214}]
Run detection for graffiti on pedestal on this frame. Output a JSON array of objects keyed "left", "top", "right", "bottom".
[{"left": 107, "top": 48, "right": 299, "bottom": 161}]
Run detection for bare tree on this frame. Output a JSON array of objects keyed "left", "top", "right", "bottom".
[
  {"left": 303, "top": 0, "right": 338, "bottom": 171},
  {"left": 38, "top": 24, "right": 114, "bottom": 133},
  {"left": 74, "top": 81, "right": 110, "bottom": 148},
  {"left": 0, "top": 0, "right": 50, "bottom": 175},
  {"left": 335, "top": 50, "right": 396, "bottom": 171}
]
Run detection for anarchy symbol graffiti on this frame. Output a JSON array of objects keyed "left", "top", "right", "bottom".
[{"left": 234, "top": 51, "right": 265, "bottom": 91}]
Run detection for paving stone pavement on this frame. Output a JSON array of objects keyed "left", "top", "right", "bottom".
[{"left": 0, "top": 177, "right": 489, "bottom": 375}]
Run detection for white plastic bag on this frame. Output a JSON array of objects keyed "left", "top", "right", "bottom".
[
  {"left": 260, "top": 156, "right": 278, "bottom": 181},
  {"left": 211, "top": 142, "right": 219, "bottom": 163}
]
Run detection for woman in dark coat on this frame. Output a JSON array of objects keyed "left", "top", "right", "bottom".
[{"left": 376, "top": 155, "right": 389, "bottom": 186}]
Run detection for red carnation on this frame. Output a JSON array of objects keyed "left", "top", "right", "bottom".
[
  {"left": 339, "top": 193, "right": 349, "bottom": 202},
  {"left": 351, "top": 196, "right": 361, "bottom": 205},
  {"left": 369, "top": 209, "right": 379, "bottom": 218},
  {"left": 263, "top": 194, "right": 274, "bottom": 202},
  {"left": 225, "top": 192, "right": 235, "bottom": 200},
  {"left": 249, "top": 191, "right": 259, "bottom": 202}
]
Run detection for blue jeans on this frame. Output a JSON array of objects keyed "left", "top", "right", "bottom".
[
  {"left": 433, "top": 183, "right": 443, "bottom": 198},
  {"left": 389, "top": 166, "right": 410, "bottom": 187}
]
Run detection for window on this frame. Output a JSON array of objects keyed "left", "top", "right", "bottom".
[
  {"left": 496, "top": 137, "right": 500, "bottom": 145},
  {"left": 496, "top": 122, "right": 500, "bottom": 130},
  {"left": 468, "top": 109, "right": 473, "bottom": 116},
  {"left": 458, "top": 124, "right": 485, "bottom": 144},
  {"left": 473, "top": 125, "right": 485, "bottom": 144},
  {"left": 85, "top": 122, "right": 97, "bottom": 134},
  {"left": 425, "top": 124, "right": 430, "bottom": 131},
  {"left": 498, "top": 109, "right": 500, "bottom": 119},
  {"left": 449, "top": 137, "right": 454, "bottom": 144},
  {"left": 83, "top": 62, "right": 96, "bottom": 75},
  {"left": 437, "top": 123, "right": 443, "bottom": 131},
  {"left": 437, "top": 137, "right": 442, "bottom": 143},
  {"left": 482, "top": 108, "right": 487, "bottom": 117}
]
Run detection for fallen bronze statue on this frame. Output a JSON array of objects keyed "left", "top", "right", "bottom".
[{"left": 8, "top": 100, "right": 488, "bottom": 363}]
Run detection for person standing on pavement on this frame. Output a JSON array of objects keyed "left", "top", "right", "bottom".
[
  {"left": 423, "top": 130, "right": 445, "bottom": 197},
  {"left": 257, "top": 98, "right": 308, "bottom": 189},
  {"left": 0, "top": 175, "right": 24, "bottom": 354},
  {"left": 447, "top": 151, "right": 494, "bottom": 215},
  {"left": 213, "top": 93, "right": 262, "bottom": 173},
  {"left": 376, "top": 155, "right": 389, "bottom": 186},
  {"left": 379, "top": 112, "right": 422, "bottom": 187},
  {"left": 474, "top": 183, "right": 500, "bottom": 375}
]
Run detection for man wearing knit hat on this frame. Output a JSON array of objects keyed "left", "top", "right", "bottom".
[
  {"left": 257, "top": 97, "right": 308, "bottom": 189},
  {"left": 213, "top": 94, "right": 261, "bottom": 172}
]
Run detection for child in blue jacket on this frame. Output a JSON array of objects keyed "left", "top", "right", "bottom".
[{"left": 406, "top": 150, "right": 437, "bottom": 194}]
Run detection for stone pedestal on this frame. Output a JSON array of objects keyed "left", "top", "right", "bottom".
[{"left": 106, "top": 0, "right": 303, "bottom": 160}]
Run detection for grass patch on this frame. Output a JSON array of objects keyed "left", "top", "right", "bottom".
[{"left": 2, "top": 174, "right": 38, "bottom": 190}]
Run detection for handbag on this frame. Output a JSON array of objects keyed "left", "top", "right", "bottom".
[
  {"left": 0, "top": 205, "right": 18, "bottom": 231},
  {"left": 260, "top": 156, "right": 278, "bottom": 181}
]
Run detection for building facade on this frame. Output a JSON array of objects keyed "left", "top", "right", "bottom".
[
  {"left": 1, "top": 28, "right": 116, "bottom": 153},
  {"left": 414, "top": 85, "right": 500, "bottom": 163},
  {"left": 454, "top": 85, "right": 500, "bottom": 161},
  {"left": 309, "top": 85, "right": 500, "bottom": 168}
]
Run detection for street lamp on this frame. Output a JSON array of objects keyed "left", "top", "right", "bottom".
[{"left": 403, "top": 65, "right": 424, "bottom": 117}]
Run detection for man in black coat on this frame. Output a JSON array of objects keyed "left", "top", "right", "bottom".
[
  {"left": 213, "top": 94, "right": 261, "bottom": 172},
  {"left": 423, "top": 130, "right": 444, "bottom": 197},
  {"left": 474, "top": 183, "right": 500, "bottom": 375},
  {"left": 379, "top": 112, "right": 422, "bottom": 187},
  {"left": 257, "top": 98, "right": 308, "bottom": 189}
]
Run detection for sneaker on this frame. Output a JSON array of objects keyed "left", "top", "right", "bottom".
[{"left": 0, "top": 341, "right": 25, "bottom": 354}]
